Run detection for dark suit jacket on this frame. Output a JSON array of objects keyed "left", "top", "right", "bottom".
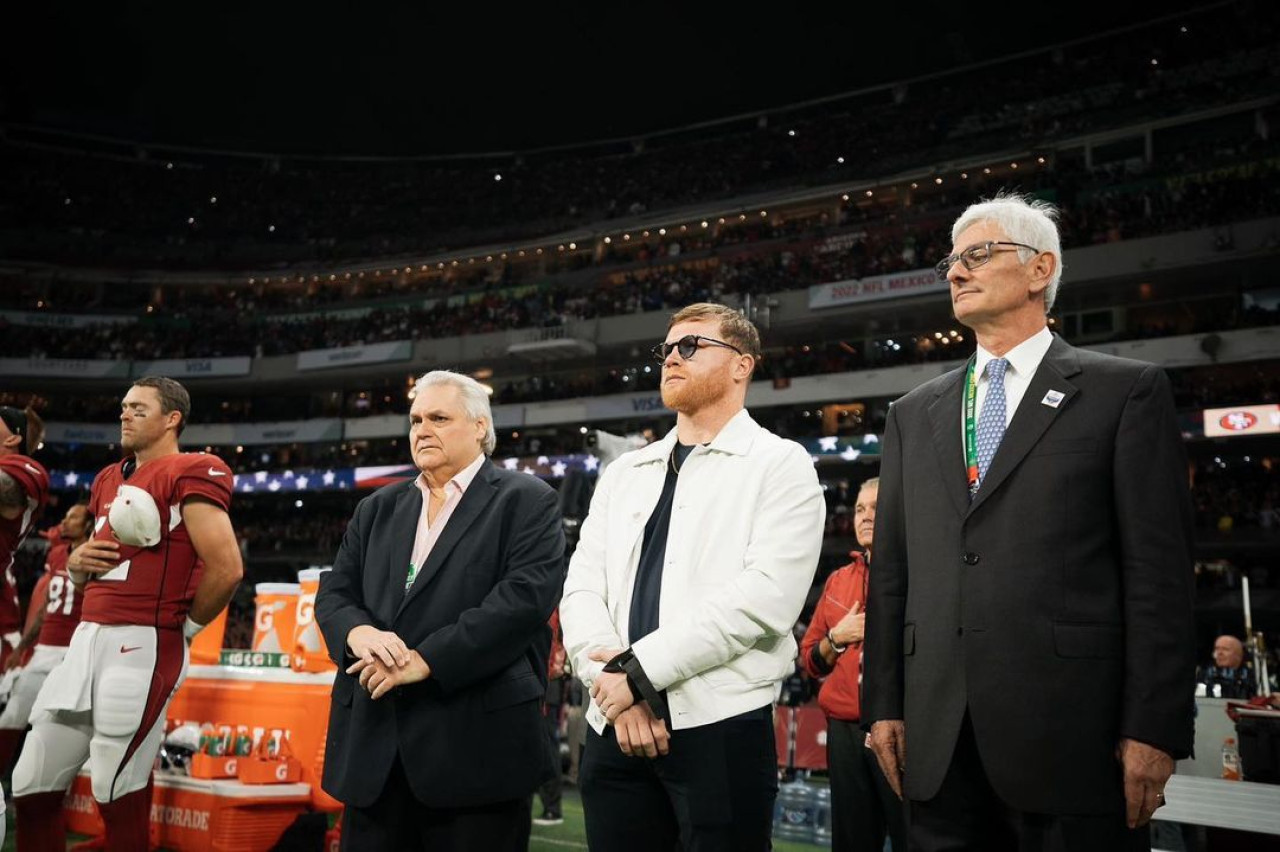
[
  {"left": 315, "top": 459, "right": 565, "bottom": 808},
  {"left": 863, "top": 336, "right": 1196, "bottom": 814}
]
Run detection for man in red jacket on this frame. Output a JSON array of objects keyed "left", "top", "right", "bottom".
[{"left": 800, "top": 478, "right": 904, "bottom": 852}]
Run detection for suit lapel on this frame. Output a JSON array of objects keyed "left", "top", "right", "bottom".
[
  {"left": 396, "top": 461, "right": 499, "bottom": 617},
  {"left": 387, "top": 481, "right": 422, "bottom": 596},
  {"left": 967, "top": 338, "right": 1081, "bottom": 517},
  {"left": 927, "top": 364, "right": 971, "bottom": 520}
]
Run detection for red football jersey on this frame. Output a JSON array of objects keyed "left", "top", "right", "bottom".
[
  {"left": 38, "top": 541, "right": 84, "bottom": 647},
  {"left": 0, "top": 454, "right": 51, "bottom": 635},
  {"left": 82, "top": 452, "right": 233, "bottom": 629}
]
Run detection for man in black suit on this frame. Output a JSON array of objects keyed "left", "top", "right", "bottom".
[
  {"left": 316, "top": 369, "right": 565, "bottom": 851},
  {"left": 864, "top": 193, "right": 1195, "bottom": 851}
]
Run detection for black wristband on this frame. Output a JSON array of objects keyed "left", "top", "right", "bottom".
[
  {"left": 810, "top": 640, "right": 834, "bottom": 675},
  {"left": 603, "top": 648, "right": 668, "bottom": 723}
]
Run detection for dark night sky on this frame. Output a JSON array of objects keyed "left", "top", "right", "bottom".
[{"left": 0, "top": 2, "right": 1231, "bottom": 157}]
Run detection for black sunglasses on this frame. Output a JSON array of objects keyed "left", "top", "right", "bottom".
[{"left": 651, "top": 334, "right": 744, "bottom": 364}]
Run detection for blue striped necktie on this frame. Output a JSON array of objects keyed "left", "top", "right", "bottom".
[{"left": 975, "top": 358, "right": 1009, "bottom": 484}]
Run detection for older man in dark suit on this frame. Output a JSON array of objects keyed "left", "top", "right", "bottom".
[
  {"left": 316, "top": 369, "right": 565, "bottom": 851},
  {"left": 864, "top": 193, "right": 1195, "bottom": 851}
]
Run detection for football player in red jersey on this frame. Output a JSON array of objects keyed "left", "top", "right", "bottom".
[
  {"left": 0, "top": 503, "right": 92, "bottom": 773},
  {"left": 0, "top": 405, "right": 51, "bottom": 670},
  {"left": 0, "top": 404, "right": 50, "bottom": 848},
  {"left": 12, "top": 377, "right": 243, "bottom": 852}
]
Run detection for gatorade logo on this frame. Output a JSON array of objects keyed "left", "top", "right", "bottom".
[
  {"left": 296, "top": 594, "right": 315, "bottom": 626},
  {"left": 276, "top": 763, "right": 289, "bottom": 781},
  {"left": 148, "top": 805, "right": 210, "bottom": 831},
  {"left": 255, "top": 601, "right": 285, "bottom": 632},
  {"left": 1219, "top": 411, "right": 1257, "bottom": 432},
  {"left": 66, "top": 793, "right": 96, "bottom": 815}
]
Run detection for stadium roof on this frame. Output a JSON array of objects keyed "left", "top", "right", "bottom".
[{"left": 0, "top": 2, "right": 1233, "bottom": 158}]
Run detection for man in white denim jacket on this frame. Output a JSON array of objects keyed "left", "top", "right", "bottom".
[{"left": 561, "top": 302, "right": 825, "bottom": 852}]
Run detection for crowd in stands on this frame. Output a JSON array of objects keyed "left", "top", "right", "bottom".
[
  {"left": 5, "top": 135, "right": 1280, "bottom": 363},
  {"left": 0, "top": 3, "right": 1274, "bottom": 268},
  {"left": 1193, "top": 456, "right": 1280, "bottom": 535}
]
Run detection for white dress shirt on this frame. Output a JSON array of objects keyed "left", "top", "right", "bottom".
[{"left": 970, "top": 326, "right": 1055, "bottom": 429}]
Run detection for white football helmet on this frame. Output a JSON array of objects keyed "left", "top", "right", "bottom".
[{"left": 108, "top": 484, "right": 162, "bottom": 547}]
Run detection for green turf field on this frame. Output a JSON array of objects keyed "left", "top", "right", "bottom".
[{"left": 0, "top": 784, "right": 831, "bottom": 850}]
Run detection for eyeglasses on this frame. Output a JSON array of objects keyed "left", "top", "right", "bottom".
[
  {"left": 934, "top": 241, "right": 1040, "bottom": 282},
  {"left": 651, "top": 334, "right": 744, "bottom": 364}
]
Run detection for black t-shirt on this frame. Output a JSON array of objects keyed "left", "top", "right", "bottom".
[{"left": 628, "top": 442, "right": 697, "bottom": 644}]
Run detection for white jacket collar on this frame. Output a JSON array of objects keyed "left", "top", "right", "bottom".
[{"left": 633, "top": 408, "right": 759, "bottom": 465}]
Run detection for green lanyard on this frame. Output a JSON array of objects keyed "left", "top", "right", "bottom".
[{"left": 963, "top": 358, "right": 980, "bottom": 497}]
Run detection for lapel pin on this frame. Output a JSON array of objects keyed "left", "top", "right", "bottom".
[{"left": 1041, "top": 390, "right": 1066, "bottom": 409}]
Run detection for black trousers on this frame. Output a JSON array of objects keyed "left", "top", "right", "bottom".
[
  {"left": 908, "top": 714, "right": 1149, "bottom": 852},
  {"left": 828, "top": 716, "right": 907, "bottom": 852},
  {"left": 342, "top": 754, "right": 532, "bottom": 852},
  {"left": 536, "top": 700, "right": 564, "bottom": 813},
  {"left": 580, "top": 704, "right": 778, "bottom": 852}
]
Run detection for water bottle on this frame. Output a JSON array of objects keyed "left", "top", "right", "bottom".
[
  {"left": 812, "top": 785, "right": 833, "bottom": 847},
  {"left": 1222, "top": 737, "right": 1241, "bottom": 781},
  {"left": 772, "top": 778, "right": 817, "bottom": 842}
]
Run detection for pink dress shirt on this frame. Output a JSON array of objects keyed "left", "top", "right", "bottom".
[{"left": 405, "top": 453, "right": 487, "bottom": 590}]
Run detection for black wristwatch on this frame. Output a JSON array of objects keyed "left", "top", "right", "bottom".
[{"left": 603, "top": 648, "right": 669, "bottom": 723}]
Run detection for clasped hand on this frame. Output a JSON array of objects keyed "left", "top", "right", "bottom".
[
  {"left": 588, "top": 647, "right": 636, "bottom": 722},
  {"left": 345, "top": 625, "right": 430, "bottom": 700}
]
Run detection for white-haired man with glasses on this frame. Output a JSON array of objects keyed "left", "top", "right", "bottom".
[
  {"left": 561, "top": 302, "right": 826, "bottom": 852},
  {"left": 864, "top": 193, "right": 1195, "bottom": 851}
]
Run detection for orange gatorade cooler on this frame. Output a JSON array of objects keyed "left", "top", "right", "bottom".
[
  {"left": 252, "top": 583, "right": 300, "bottom": 653},
  {"left": 291, "top": 567, "right": 335, "bottom": 673}
]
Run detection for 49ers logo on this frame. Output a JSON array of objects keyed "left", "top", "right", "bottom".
[{"left": 1218, "top": 411, "right": 1258, "bottom": 432}]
